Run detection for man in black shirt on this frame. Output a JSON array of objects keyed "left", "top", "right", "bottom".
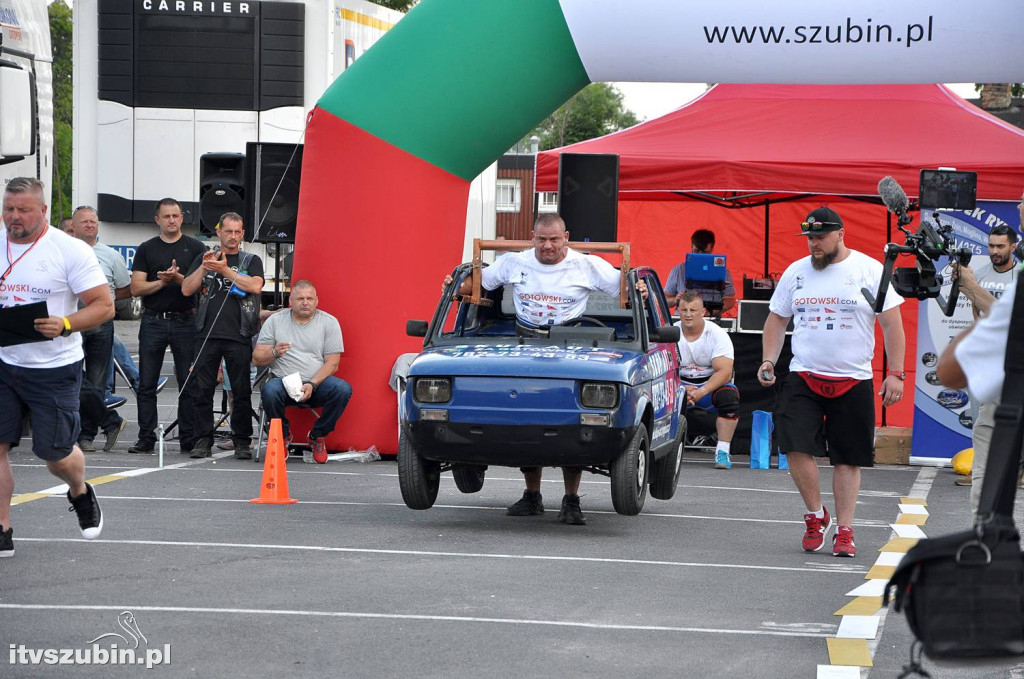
[
  {"left": 182, "top": 212, "right": 264, "bottom": 459},
  {"left": 128, "top": 198, "right": 205, "bottom": 454}
]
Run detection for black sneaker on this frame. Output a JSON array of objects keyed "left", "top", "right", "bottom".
[
  {"left": 233, "top": 444, "right": 253, "bottom": 460},
  {"left": 67, "top": 483, "right": 103, "bottom": 539},
  {"left": 102, "top": 419, "right": 128, "bottom": 452},
  {"left": 180, "top": 439, "right": 197, "bottom": 456},
  {"left": 127, "top": 440, "right": 155, "bottom": 455},
  {"left": 506, "top": 490, "right": 544, "bottom": 516},
  {"left": 0, "top": 524, "right": 12, "bottom": 557},
  {"left": 189, "top": 444, "right": 212, "bottom": 459},
  {"left": 77, "top": 438, "right": 96, "bottom": 453},
  {"left": 558, "top": 494, "right": 587, "bottom": 525}
]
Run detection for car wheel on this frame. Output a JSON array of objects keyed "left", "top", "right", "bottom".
[
  {"left": 611, "top": 422, "right": 649, "bottom": 515},
  {"left": 397, "top": 431, "right": 440, "bottom": 510},
  {"left": 452, "top": 464, "right": 486, "bottom": 493},
  {"left": 650, "top": 416, "right": 686, "bottom": 500}
]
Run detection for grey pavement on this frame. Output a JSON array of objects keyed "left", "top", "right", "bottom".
[{"left": 1, "top": 320, "right": 1021, "bottom": 677}]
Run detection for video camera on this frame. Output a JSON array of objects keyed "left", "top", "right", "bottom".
[{"left": 862, "top": 170, "right": 977, "bottom": 317}]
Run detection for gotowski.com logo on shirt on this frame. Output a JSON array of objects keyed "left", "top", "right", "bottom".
[{"left": 8, "top": 611, "right": 171, "bottom": 669}]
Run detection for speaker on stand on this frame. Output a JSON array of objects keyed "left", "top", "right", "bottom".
[
  {"left": 557, "top": 153, "right": 619, "bottom": 242},
  {"left": 244, "top": 141, "right": 304, "bottom": 308},
  {"left": 198, "top": 153, "right": 246, "bottom": 236}
]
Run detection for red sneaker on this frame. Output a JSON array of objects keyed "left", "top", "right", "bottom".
[
  {"left": 802, "top": 506, "right": 833, "bottom": 552},
  {"left": 833, "top": 525, "right": 857, "bottom": 557},
  {"left": 309, "top": 432, "right": 328, "bottom": 464}
]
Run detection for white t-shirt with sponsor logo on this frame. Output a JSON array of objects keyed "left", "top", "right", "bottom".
[
  {"left": 0, "top": 227, "right": 107, "bottom": 368},
  {"left": 481, "top": 247, "right": 621, "bottom": 327},
  {"left": 674, "top": 319, "right": 734, "bottom": 380},
  {"left": 769, "top": 250, "right": 903, "bottom": 380}
]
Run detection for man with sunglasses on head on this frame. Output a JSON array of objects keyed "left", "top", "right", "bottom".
[
  {"left": 949, "top": 218, "right": 1021, "bottom": 501},
  {"left": 759, "top": 207, "right": 906, "bottom": 558}
]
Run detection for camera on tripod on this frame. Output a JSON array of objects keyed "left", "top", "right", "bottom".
[{"left": 862, "top": 169, "right": 977, "bottom": 317}]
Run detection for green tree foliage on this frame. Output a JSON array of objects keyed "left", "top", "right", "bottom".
[
  {"left": 49, "top": 0, "right": 73, "bottom": 221},
  {"left": 528, "top": 83, "right": 640, "bottom": 151},
  {"left": 375, "top": 0, "right": 417, "bottom": 11}
]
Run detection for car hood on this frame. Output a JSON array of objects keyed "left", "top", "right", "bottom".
[{"left": 408, "top": 343, "right": 648, "bottom": 384}]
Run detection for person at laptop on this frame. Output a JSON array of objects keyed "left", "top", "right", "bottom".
[
  {"left": 675, "top": 291, "right": 740, "bottom": 469},
  {"left": 445, "top": 213, "right": 646, "bottom": 526},
  {"left": 664, "top": 229, "right": 736, "bottom": 314}
]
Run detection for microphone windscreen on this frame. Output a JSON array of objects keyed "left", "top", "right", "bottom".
[{"left": 878, "top": 176, "right": 909, "bottom": 214}]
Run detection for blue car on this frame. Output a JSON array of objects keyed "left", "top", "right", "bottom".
[{"left": 400, "top": 262, "right": 686, "bottom": 516}]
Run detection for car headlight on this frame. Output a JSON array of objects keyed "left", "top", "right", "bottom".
[
  {"left": 414, "top": 377, "right": 451, "bottom": 403},
  {"left": 580, "top": 382, "right": 618, "bottom": 409}
]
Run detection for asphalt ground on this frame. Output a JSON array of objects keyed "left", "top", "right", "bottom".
[{"left": 3, "top": 321, "right": 1023, "bottom": 678}]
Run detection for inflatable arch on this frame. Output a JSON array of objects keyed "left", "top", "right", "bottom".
[{"left": 292, "top": 0, "right": 1022, "bottom": 453}]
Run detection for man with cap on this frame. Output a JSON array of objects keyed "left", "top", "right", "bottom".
[{"left": 757, "top": 207, "right": 906, "bottom": 558}]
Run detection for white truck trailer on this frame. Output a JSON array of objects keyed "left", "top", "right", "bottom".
[{"left": 0, "top": 0, "right": 53, "bottom": 202}]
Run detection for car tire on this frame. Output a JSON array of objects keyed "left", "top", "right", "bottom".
[
  {"left": 650, "top": 417, "right": 686, "bottom": 501},
  {"left": 452, "top": 464, "right": 486, "bottom": 494},
  {"left": 611, "top": 422, "right": 649, "bottom": 516},
  {"left": 397, "top": 431, "right": 440, "bottom": 510}
]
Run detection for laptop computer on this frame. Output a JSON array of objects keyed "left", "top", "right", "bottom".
[{"left": 684, "top": 253, "right": 727, "bottom": 282}]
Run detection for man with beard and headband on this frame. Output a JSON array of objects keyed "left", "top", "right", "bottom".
[
  {"left": 758, "top": 207, "right": 906, "bottom": 557},
  {"left": 446, "top": 213, "right": 648, "bottom": 526},
  {"left": 949, "top": 209, "right": 1021, "bottom": 499}
]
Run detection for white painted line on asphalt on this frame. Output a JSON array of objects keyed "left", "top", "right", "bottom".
[
  {"left": 862, "top": 465, "right": 937, "bottom": 677},
  {"left": 874, "top": 552, "right": 905, "bottom": 567},
  {"left": 846, "top": 580, "right": 887, "bottom": 597},
  {"left": 897, "top": 504, "right": 928, "bottom": 515},
  {"left": 816, "top": 665, "right": 860, "bottom": 678},
  {"left": 16, "top": 537, "right": 869, "bottom": 574},
  {"left": 26, "top": 492, "right": 894, "bottom": 529},
  {"left": 889, "top": 523, "right": 926, "bottom": 539},
  {"left": 836, "top": 615, "right": 880, "bottom": 639},
  {"left": 0, "top": 603, "right": 833, "bottom": 639}
]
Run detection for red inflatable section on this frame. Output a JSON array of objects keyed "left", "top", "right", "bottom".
[{"left": 290, "top": 108, "right": 470, "bottom": 454}]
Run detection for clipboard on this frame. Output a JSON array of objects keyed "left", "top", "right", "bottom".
[{"left": 0, "top": 301, "right": 50, "bottom": 347}]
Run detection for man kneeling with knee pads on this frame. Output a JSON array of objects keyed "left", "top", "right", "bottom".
[{"left": 674, "top": 292, "right": 740, "bottom": 468}]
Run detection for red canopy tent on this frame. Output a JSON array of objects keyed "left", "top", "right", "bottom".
[{"left": 535, "top": 84, "right": 1024, "bottom": 426}]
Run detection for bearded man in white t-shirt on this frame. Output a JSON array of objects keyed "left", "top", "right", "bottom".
[
  {"left": 448, "top": 213, "right": 646, "bottom": 526},
  {"left": 758, "top": 207, "right": 906, "bottom": 558},
  {"left": 0, "top": 178, "right": 115, "bottom": 558},
  {"left": 674, "top": 291, "right": 739, "bottom": 469}
]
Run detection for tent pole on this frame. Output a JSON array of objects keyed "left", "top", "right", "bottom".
[{"left": 763, "top": 199, "right": 770, "bottom": 277}]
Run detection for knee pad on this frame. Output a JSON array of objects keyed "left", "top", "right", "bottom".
[{"left": 712, "top": 386, "right": 740, "bottom": 419}]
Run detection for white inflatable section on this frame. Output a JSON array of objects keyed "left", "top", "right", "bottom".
[{"left": 558, "top": 0, "right": 1024, "bottom": 84}]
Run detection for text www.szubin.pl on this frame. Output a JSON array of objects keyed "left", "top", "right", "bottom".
[{"left": 703, "top": 16, "right": 935, "bottom": 48}]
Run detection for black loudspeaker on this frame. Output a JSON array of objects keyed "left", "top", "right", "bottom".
[
  {"left": 557, "top": 153, "right": 619, "bottom": 242},
  {"left": 244, "top": 141, "right": 303, "bottom": 243},
  {"left": 198, "top": 152, "right": 246, "bottom": 235}
]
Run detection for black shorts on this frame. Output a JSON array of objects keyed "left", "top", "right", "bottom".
[
  {"left": 775, "top": 372, "right": 874, "bottom": 467},
  {"left": 0, "top": 358, "right": 82, "bottom": 461}
]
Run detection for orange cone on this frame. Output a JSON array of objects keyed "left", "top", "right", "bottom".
[{"left": 251, "top": 418, "right": 298, "bottom": 504}]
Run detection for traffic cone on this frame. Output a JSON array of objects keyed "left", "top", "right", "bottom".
[{"left": 251, "top": 418, "right": 298, "bottom": 504}]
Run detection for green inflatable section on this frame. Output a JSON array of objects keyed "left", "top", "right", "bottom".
[{"left": 318, "top": 0, "right": 590, "bottom": 182}]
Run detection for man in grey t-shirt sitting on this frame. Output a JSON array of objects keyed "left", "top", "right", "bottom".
[{"left": 253, "top": 280, "right": 352, "bottom": 463}]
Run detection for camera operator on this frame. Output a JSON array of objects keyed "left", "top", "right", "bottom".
[
  {"left": 953, "top": 223, "right": 1019, "bottom": 320},
  {"left": 937, "top": 276, "right": 1019, "bottom": 511},
  {"left": 940, "top": 200, "right": 1022, "bottom": 513}
]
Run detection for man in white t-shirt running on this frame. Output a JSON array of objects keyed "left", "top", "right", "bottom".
[
  {"left": 674, "top": 291, "right": 739, "bottom": 469},
  {"left": 0, "top": 178, "right": 115, "bottom": 558},
  {"left": 448, "top": 213, "right": 646, "bottom": 526},
  {"left": 758, "top": 207, "right": 906, "bottom": 558}
]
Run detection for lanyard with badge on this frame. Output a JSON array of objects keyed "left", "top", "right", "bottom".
[{"left": 0, "top": 228, "right": 46, "bottom": 288}]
